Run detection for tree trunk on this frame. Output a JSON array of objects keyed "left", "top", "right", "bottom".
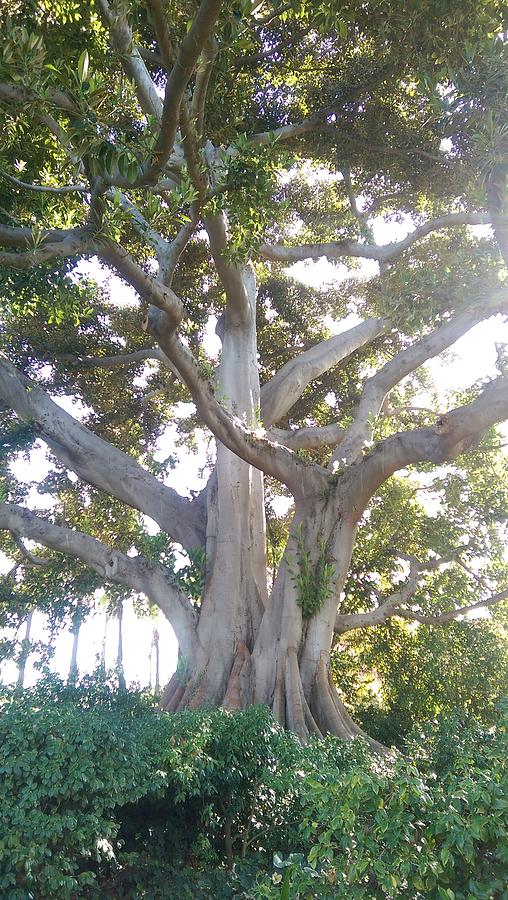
[
  {"left": 162, "top": 262, "right": 269, "bottom": 711},
  {"left": 157, "top": 263, "right": 379, "bottom": 744},
  {"left": 68, "top": 617, "right": 81, "bottom": 683},
  {"left": 101, "top": 613, "right": 109, "bottom": 673},
  {"left": 161, "top": 489, "right": 380, "bottom": 746},
  {"left": 153, "top": 627, "right": 160, "bottom": 692},
  {"left": 116, "top": 600, "right": 126, "bottom": 690},
  {"left": 15, "top": 610, "right": 33, "bottom": 695}
]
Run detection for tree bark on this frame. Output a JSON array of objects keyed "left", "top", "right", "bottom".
[
  {"left": 116, "top": 600, "right": 126, "bottom": 691},
  {"left": 68, "top": 616, "right": 81, "bottom": 683},
  {"left": 15, "top": 611, "right": 33, "bottom": 695},
  {"left": 154, "top": 257, "right": 381, "bottom": 743},
  {"left": 153, "top": 627, "right": 160, "bottom": 692},
  {"left": 165, "top": 259, "right": 269, "bottom": 708}
]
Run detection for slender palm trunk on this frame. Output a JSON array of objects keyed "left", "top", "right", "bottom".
[
  {"left": 15, "top": 610, "right": 33, "bottom": 695},
  {"left": 117, "top": 600, "right": 126, "bottom": 690},
  {"left": 153, "top": 627, "right": 160, "bottom": 692},
  {"left": 100, "top": 613, "right": 109, "bottom": 673},
  {"left": 68, "top": 617, "right": 81, "bottom": 682}
]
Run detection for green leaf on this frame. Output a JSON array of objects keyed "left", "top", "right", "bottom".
[{"left": 77, "top": 49, "right": 89, "bottom": 82}]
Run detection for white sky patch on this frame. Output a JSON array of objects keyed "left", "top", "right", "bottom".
[
  {"left": 0, "top": 601, "right": 178, "bottom": 690},
  {"left": 203, "top": 314, "right": 222, "bottom": 358},
  {"left": 154, "top": 417, "right": 212, "bottom": 497},
  {"left": 73, "top": 258, "right": 138, "bottom": 307},
  {"left": 172, "top": 401, "right": 197, "bottom": 419},
  {"left": 9, "top": 440, "right": 53, "bottom": 485},
  {"left": 52, "top": 394, "right": 93, "bottom": 421},
  {"left": 470, "top": 223, "right": 494, "bottom": 240},
  {"left": 38, "top": 364, "right": 54, "bottom": 383},
  {"left": 287, "top": 256, "right": 379, "bottom": 287},
  {"left": 324, "top": 311, "right": 363, "bottom": 335},
  {"left": 429, "top": 317, "right": 508, "bottom": 388},
  {"left": 372, "top": 213, "right": 414, "bottom": 245},
  {"left": 142, "top": 514, "right": 160, "bottom": 536},
  {"left": 132, "top": 363, "right": 153, "bottom": 390},
  {"left": 271, "top": 495, "right": 294, "bottom": 517}
]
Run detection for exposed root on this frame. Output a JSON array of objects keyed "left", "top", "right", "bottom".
[
  {"left": 159, "top": 671, "right": 180, "bottom": 710},
  {"left": 285, "top": 647, "right": 309, "bottom": 744},
  {"left": 188, "top": 666, "right": 210, "bottom": 709},
  {"left": 161, "top": 650, "right": 386, "bottom": 754},
  {"left": 166, "top": 683, "right": 185, "bottom": 712},
  {"left": 271, "top": 657, "right": 286, "bottom": 727},
  {"left": 299, "top": 679, "right": 323, "bottom": 739},
  {"left": 223, "top": 641, "right": 250, "bottom": 710},
  {"left": 327, "top": 669, "right": 387, "bottom": 754},
  {"left": 313, "top": 657, "right": 354, "bottom": 739},
  {"left": 239, "top": 650, "right": 253, "bottom": 707}
]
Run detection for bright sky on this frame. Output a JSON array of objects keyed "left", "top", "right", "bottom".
[{"left": 1, "top": 219, "right": 508, "bottom": 691}]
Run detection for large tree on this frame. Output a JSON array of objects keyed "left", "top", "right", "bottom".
[{"left": 1, "top": 0, "right": 508, "bottom": 743}]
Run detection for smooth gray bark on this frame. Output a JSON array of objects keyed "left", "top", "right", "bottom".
[
  {"left": 15, "top": 611, "right": 33, "bottom": 695},
  {"left": 68, "top": 617, "right": 81, "bottom": 682},
  {"left": 2, "top": 40, "right": 508, "bottom": 738}
]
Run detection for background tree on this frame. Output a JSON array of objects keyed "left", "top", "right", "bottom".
[{"left": 0, "top": 0, "right": 508, "bottom": 742}]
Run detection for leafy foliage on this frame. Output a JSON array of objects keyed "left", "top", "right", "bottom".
[
  {"left": 251, "top": 704, "right": 508, "bottom": 899},
  {"left": 289, "top": 526, "right": 335, "bottom": 619},
  {"left": 0, "top": 677, "right": 167, "bottom": 898},
  {"left": 1, "top": 678, "right": 508, "bottom": 898}
]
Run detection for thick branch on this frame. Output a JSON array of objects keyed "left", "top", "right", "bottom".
[
  {"left": 268, "top": 423, "right": 345, "bottom": 451},
  {"left": 96, "top": 0, "right": 163, "bottom": 120},
  {"left": 333, "top": 289, "right": 508, "bottom": 466},
  {"left": 248, "top": 118, "right": 320, "bottom": 147},
  {"left": 0, "top": 223, "right": 93, "bottom": 250},
  {"left": 192, "top": 35, "right": 218, "bottom": 137},
  {"left": 204, "top": 212, "right": 256, "bottom": 323},
  {"left": 0, "top": 81, "right": 79, "bottom": 116},
  {"left": 0, "top": 502, "right": 197, "bottom": 657},
  {"left": 0, "top": 355, "right": 205, "bottom": 551},
  {"left": 0, "top": 222, "right": 185, "bottom": 326},
  {"left": 158, "top": 209, "right": 200, "bottom": 286},
  {"left": 0, "top": 171, "right": 88, "bottom": 194},
  {"left": 0, "top": 236, "right": 93, "bottom": 269},
  {"left": 147, "top": 309, "right": 327, "bottom": 495},
  {"left": 148, "top": 0, "right": 175, "bottom": 69},
  {"left": 336, "top": 546, "right": 468, "bottom": 632},
  {"left": 96, "top": 238, "right": 184, "bottom": 326},
  {"left": 12, "top": 535, "right": 51, "bottom": 567},
  {"left": 259, "top": 212, "right": 497, "bottom": 265},
  {"left": 146, "top": 0, "right": 223, "bottom": 180},
  {"left": 137, "top": 46, "right": 167, "bottom": 69},
  {"left": 261, "top": 317, "right": 388, "bottom": 426},
  {"left": 342, "top": 169, "right": 367, "bottom": 224},
  {"left": 107, "top": 190, "right": 170, "bottom": 255},
  {"left": 0, "top": 222, "right": 95, "bottom": 269},
  {"left": 395, "top": 589, "right": 508, "bottom": 625},
  {"left": 354, "top": 374, "right": 508, "bottom": 506},
  {"left": 336, "top": 586, "right": 508, "bottom": 633}
]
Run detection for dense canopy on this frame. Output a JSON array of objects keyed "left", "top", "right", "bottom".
[{"left": 0, "top": 0, "right": 508, "bottom": 742}]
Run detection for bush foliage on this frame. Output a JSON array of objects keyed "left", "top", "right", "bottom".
[{"left": 1, "top": 678, "right": 507, "bottom": 898}]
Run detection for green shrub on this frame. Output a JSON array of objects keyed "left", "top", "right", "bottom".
[
  {"left": 2, "top": 677, "right": 507, "bottom": 899},
  {"left": 121, "top": 705, "right": 303, "bottom": 868},
  {"left": 0, "top": 677, "right": 171, "bottom": 898},
  {"left": 252, "top": 703, "right": 508, "bottom": 899}
]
